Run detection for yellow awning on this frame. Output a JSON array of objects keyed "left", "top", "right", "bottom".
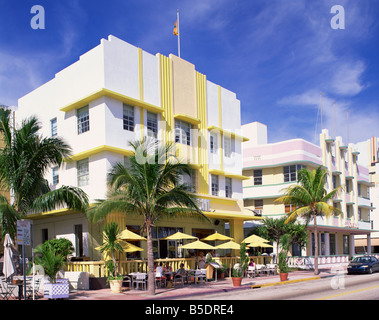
[
  {"left": 201, "top": 231, "right": 233, "bottom": 241},
  {"left": 119, "top": 228, "right": 147, "bottom": 241},
  {"left": 162, "top": 231, "right": 197, "bottom": 240},
  {"left": 179, "top": 240, "right": 215, "bottom": 250},
  {"left": 215, "top": 240, "right": 241, "bottom": 250},
  {"left": 242, "top": 234, "right": 270, "bottom": 244}
]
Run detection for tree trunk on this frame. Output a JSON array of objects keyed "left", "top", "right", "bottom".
[
  {"left": 313, "top": 214, "right": 319, "bottom": 275},
  {"left": 146, "top": 219, "right": 155, "bottom": 295}
]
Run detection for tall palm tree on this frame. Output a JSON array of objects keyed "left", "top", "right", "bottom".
[
  {"left": 0, "top": 107, "right": 88, "bottom": 238},
  {"left": 275, "top": 166, "right": 342, "bottom": 274},
  {"left": 87, "top": 139, "right": 208, "bottom": 295}
]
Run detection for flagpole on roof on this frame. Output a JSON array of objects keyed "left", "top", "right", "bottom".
[{"left": 177, "top": 9, "right": 181, "bottom": 58}]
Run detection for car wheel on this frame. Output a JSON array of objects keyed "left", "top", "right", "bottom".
[{"left": 368, "top": 267, "right": 373, "bottom": 274}]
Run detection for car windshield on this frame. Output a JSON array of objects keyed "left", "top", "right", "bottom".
[{"left": 352, "top": 257, "right": 370, "bottom": 263}]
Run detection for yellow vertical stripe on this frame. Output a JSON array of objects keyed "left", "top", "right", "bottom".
[
  {"left": 197, "top": 72, "right": 209, "bottom": 195},
  {"left": 159, "top": 54, "right": 173, "bottom": 144}
]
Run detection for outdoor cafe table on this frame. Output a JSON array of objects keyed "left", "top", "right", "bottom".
[{"left": 12, "top": 277, "right": 24, "bottom": 300}]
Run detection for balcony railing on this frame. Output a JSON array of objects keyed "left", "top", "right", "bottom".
[{"left": 65, "top": 256, "right": 273, "bottom": 278}]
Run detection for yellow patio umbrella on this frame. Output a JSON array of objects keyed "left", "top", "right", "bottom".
[
  {"left": 118, "top": 228, "right": 147, "bottom": 241},
  {"left": 162, "top": 231, "right": 197, "bottom": 240},
  {"left": 201, "top": 231, "right": 233, "bottom": 242},
  {"left": 247, "top": 242, "right": 273, "bottom": 248},
  {"left": 214, "top": 240, "right": 241, "bottom": 250},
  {"left": 178, "top": 240, "right": 215, "bottom": 250},
  {"left": 242, "top": 234, "right": 269, "bottom": 244}
]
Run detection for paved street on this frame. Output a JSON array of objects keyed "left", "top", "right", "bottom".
[{"left": 180, "top": 272, "right": 379, "bottom": 300}]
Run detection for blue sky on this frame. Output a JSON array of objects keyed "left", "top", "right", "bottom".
[{"left": 0, "top": 0, "right": 378, "bottom": 144}]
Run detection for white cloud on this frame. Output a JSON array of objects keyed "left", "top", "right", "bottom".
[
  {"left": 278, "top": 89, "right": 379, "bottom": 144},
  {"left": 330, "top": 60, "right": 366, "bottom": 96}
]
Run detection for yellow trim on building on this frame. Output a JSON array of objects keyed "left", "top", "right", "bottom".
[
  {"left": 59, "top": 88, "right": 163, "bottom": 114},
  {"left": 159, "top": 54, "right": 174, "bottom": 144},
  {"left": 196, "top": 71, "right": 209, "bottom": 195},
  {"left": 208, "top": 169, "right": 250, "bottom": 180},
  {"left": 204, "top": 210, "right": 264, "bottom": 221},
  {"left": 174, "top": 114, "right": 201, "bottom": 126},
  {"left": 65, "top": 145, "right": 134, "bottom": 162},
  {"left": 208, "top": 125, "right": 249, "bottom": 142}
]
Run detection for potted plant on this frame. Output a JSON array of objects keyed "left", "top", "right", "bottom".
[
  {"left": 232, "top": 243, "right": 249, "bottom": 286},
  {"left": 98, "top": 222, "right": 125, "bottom": 293},
  {"left": 278, "top": 234, "right": 291, "bottom": 281},
  {"left": 34, "top": 242, "right": 69, "bottom": 299},
  {"left": 278, "top": 251, "right": 290, "bottom": 281},
  {"left": 217, "top": 263, "right": 228, "bottom": 279}
]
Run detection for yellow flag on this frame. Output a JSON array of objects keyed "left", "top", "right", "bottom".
[{"left": 173, "top": 20, "right": 178, "bottom": 35}]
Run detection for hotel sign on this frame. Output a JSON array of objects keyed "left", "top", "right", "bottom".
[{"left": 344, "top": 221, "right": 358, "bottom": 229}]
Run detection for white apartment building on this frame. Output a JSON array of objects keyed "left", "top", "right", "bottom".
[
  {"left": 16, "top": 35, "right": 258, "bottom": 260},
  {"left": 242, "top": 122, "right": 374, "bottom": 265}
]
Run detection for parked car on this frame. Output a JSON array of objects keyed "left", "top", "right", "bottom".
[{"left": 347, "top": 256, "right": 379, "bottom": 274}]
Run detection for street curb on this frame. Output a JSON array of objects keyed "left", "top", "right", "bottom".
[{"left": 250, "top": 276, "right": 322, "bottom": 289}]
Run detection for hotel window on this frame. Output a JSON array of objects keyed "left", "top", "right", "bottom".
[
  {"left": 285, "top": 204, "right": 297, "bottom": 213},
  {"left": 332, "top": 175, "right": 337, "bottom": 189},
  {"left": 255, "top": 199, "right": 263, "bottom": 214},
  {"left": 41, "top": 228, "right": 48, "bottom": 243},
  {"left": 123, "top": 104, "right": 135, "bottom": 131},
  {"left": 77, "top": 158, "right": 89, "bottom": 187},
  {"left": 224, "top": 137, "right": 234, "bottom": 158},
  {"left": 211, "top": 175, "right": 219, "bottom": 196},
  {"left": 74, "top": 224, "right": 83, "bottom": 257},
  {"left": 345, "top": 179, "right": 350, "bottom": 193},
  {"left": 254, "top": 169, "right": 262, "bottom": 185},
  {"left": 147, "top": 112, "right": 158, "bottom": 138},
  {"left": 175, "top": 120, "right": 192, "bottom": 146},
  {"left": 210, "top": 133, "right": 218, "bottom": 154},
  {"left": 179, "top": 169, "right": 197, "bottom": 193},
  {"left": 77, "top": 106, "right": 90, "bottom": 134},
  {"left": 283, "top": 164, "right": 304, "bottom": 182},
  {"left": 51, "top": 118, "right": 57, "bottom": 136},
  {"left": 52, "top": 166, "right": 59, "bottom": 185},
  {"left": 225, "top": 177, "right": 232, "bottom": 198}
]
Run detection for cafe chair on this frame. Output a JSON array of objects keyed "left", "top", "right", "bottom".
[
  {"left": 133, "top": 273, "right": 147, "bottom": 290},
  {"left": 0, "top": 278, "right": 16, "bottom": 300},
  {"left": 155, "top": 271, "right": 166, "bottom": 288},
  {"left": 122, "top": 275, "right": 132, "bottom": 289}
]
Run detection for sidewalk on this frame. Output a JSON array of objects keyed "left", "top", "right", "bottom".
[{"left": 65, "top": 268, "right": 340, "bottom": 300}]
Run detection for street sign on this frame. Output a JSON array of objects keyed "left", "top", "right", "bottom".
[{"left": 17, "top": 220, "right": 32, "bottom": 246}]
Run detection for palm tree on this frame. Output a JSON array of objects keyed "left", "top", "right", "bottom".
[
  {"left": 275, "top": 166, "right": 342, "bottom": 275},
  {"left": 98, "top": 222, "right": 125, "bottom": 279},
  {"left": 0, "top": 107, "right": 88, "bottom": 238},
  {"left": 34, "top": 242, "right": 66, "bottom": 283},
  {"left": 87, "top": 139, "right": 207, "bottom": 295}
]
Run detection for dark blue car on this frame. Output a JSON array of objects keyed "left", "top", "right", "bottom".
[{"left": 347, "top": 256, "right": 379, "bottom": 274}]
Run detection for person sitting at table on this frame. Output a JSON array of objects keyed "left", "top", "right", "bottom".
[
  {"left": 249, "top": 258, "right": 255, "bottom": 267},
  {"left": 198, "top": 251, "right": 206, "bottom": 269},
  {"left": 164, "top": 262, "right": 173, "bottom": 280},
  {"left": 176, "top": 263, "right": 185, "bottom": 273},
  {"left": 153, "top": 262, "right": 158, "bottom": 271},
  {"left": 164, "top": 262, "right": 173, "bottom": 273}
]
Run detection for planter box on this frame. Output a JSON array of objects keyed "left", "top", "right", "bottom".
[{"left": 44, "top": 279, "right": 69, "bottom": 299}]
